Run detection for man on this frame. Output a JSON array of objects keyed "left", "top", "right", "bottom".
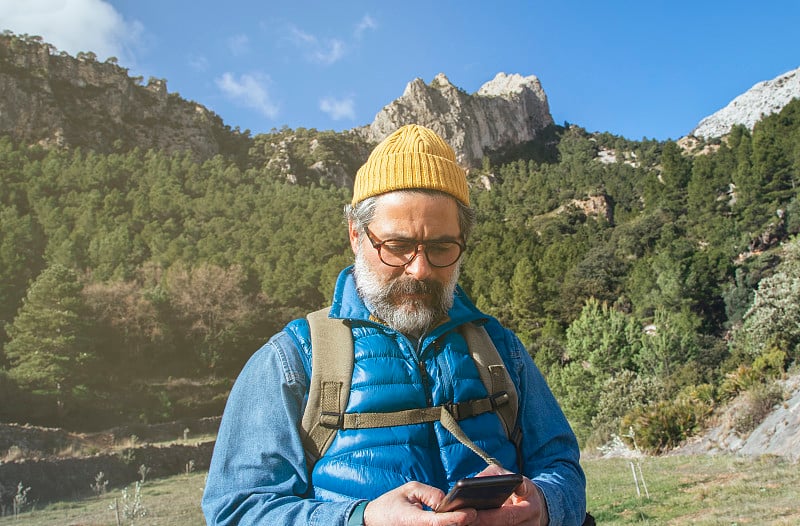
[{"left": 202, "top": 124, "right": 586, "bottom": 525}]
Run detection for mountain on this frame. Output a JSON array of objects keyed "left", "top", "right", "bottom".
[
  {"left": 690, "top": 66, "right": 800, "bottom": 139},
  {"left": 249, "top": 73, "right": 555, "bottom": 188},
  {"left": 2, "top": 30, "right": 799, "bottom": 468},
  {"left": 0, "top": 31, "right": 553, "bottom": 172},
  {"left": 359, "top": 72, "right": 553, "bottom": 167},
  {"left": 3, "top": 29, "right": 796, "bottom": 175},
  {"left": 0, "top": 32, "right": 250, "bottom": 161}
]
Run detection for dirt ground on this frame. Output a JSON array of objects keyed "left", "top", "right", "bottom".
[{"left": 0, "top": 417, "right": 219, "bottom": 508}]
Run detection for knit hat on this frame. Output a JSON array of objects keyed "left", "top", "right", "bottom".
[{"left": 352, "top": 124, "right": 469, "bottom": 206}]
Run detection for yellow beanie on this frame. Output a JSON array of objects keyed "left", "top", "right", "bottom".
[{"left": 352, "top": 124, "right": 469, "bottom": 206}]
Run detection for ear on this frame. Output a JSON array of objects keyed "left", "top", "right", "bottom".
[{"left": 348, "top": 220, "right": 360, "bottom": 254}]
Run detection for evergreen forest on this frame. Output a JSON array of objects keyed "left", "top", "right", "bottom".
[{"left": 1, "top": 99, "right": 799, "bottom": 453}]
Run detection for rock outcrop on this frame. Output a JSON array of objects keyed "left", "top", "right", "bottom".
[
  {"left": 0, "top": 33, "right": 248, "bottom": 160},
  {"left": 690, "top": 66, "right": 800, "bottom": 139},
  {"left": 674, "top": 373, "right": 800, "bottom": 463},
  {"left": 360, "top": 72, "right": 553, "bottom": 167}
]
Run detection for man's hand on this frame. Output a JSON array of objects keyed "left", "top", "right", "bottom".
[
  {"left": 363, "top": 481, "right": 477, "bottom": 526},
  {"left": 469, "top": 465, "right": 549, "bottom": 526},
  {"left": 361, "top": 467, "right": 549, "bottom": 526}
]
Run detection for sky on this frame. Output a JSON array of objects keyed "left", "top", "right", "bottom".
[{"left": 2, "top": 0, "right": 799, "bottom": 141}]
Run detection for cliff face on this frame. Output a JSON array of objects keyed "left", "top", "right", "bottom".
[
  {"left": 1, "top": 32, "right": 552, "bottom": 175},
  {"left": 690, "top": 66, "right": 800, "bottom": 139},
  {"left": 0, "top": 34, "right": 247, "bottom": 160},
  {"left": 360, "top": 72, "right": 553, "bottom": 167}
]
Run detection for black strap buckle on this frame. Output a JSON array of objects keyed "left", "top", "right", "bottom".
[{"left": 490, "top": 391, "right": 509, "bottom": 411}]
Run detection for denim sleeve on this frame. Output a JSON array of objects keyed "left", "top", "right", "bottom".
[
  {"left": 201, "top": 331, "right": 359, "bottom": 526},
  {"left": 502, "top": 328, "right": 587, "bottom": 526}
]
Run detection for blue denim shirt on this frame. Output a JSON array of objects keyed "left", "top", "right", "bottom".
[{"left": 202, "top": 267, "right": 586, "bottom": 525}]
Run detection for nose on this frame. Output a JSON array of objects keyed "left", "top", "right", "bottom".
[{"left": 404, "top": 246, "right": 433, "bottom": 280}]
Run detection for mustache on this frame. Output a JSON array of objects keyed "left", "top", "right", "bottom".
[{"left": 386, "top": 277, "right": 444, "bottom": 298}]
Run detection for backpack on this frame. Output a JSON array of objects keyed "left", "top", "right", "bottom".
[
  {"left": 299, "top": 307, "right": 596, "bottom": 526},
  {"left": 299, "top": 307, "right": 521, "bottom": 470}
]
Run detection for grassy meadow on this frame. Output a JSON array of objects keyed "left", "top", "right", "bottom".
[
  {"left": 1, "top": 454, "right": 797, "bottom": 525},
  {"left": 583, "top": 454, "right": 799, "bottom": 525},
  {"left": 0, "top": 471, "right": 207, "bottom": 526}
]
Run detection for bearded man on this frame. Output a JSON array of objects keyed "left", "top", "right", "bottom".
[{"left": 202, "top": 125, "right": 586, "bottom": 526}]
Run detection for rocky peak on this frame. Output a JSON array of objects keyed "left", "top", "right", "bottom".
[
  {"left": 0, "top": 32, "right": 248, "bottom": 160},
  {"left": 477, "top": 72, "right": 537, "bottom": 97},
  {"left": 690, "top": 66, "right": 800, "bottom": 139},
  {"left": 431, "top": 72, "right": 457, "bottom": 90},
  {"left": 360, "top": 72, "right": 553, "bottom": 167}
]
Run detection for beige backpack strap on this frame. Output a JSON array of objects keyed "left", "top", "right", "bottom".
[
  {"left": 335, "top": 405, "right": 501, "bottom": 467},
  {"left": 300, "top": 307, "right": 353, "bottom": 467},
  {"left": 440, "top": 406, "right": 501, "bottom": 466},
  {"left": 460, "top": 323, "right": 519, "bottom": 441},
  {"left": 337, "top": 323, "right": 519, "bottom": 468},
  {"left": 335, "top": 398, "right": 500, "bottom": 429},
  {"left": 300, "top": 312, "right": 521, "bottom": 469}
]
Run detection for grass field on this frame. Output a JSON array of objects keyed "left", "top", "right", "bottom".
[
  {"left": 583, "top": 454, "right": 800, "bottom": 525},
  {"left": 0, "top": 471, "right": 207, "bottom": 526},
  {"left": 1, "top": 454, "right": 797, "bottom": 525}
]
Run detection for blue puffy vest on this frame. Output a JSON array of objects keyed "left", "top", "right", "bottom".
[{"left": 285, "top": 269, "right": 520, "bottom": 501}]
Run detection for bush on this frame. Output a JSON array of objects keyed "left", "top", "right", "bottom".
[
  {"left": 588, "top": 371, "right": 664, "bottom": 449},
  {"left": 719, "top": 364, "right": 761, "bottom": 400},
  {"left": 731, "top": 237, "right": 800, "bottom": 359},
  {"left": 733, "top": 382, "right": 785, "bottom": 435},
  {"left": 752, "top": 347, "right": 788, "bottom": 377},
  {"left": 719, "top": 347, "right": 787, "bottom": 401},
  {"left": 620, "top": 385, "right": 713, "bottom": 454}
]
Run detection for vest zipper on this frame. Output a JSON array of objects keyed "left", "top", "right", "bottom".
[{"left": 416, "top": 338, "right": 434, "bottom": 406}]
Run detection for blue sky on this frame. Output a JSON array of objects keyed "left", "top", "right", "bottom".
[{"left": 2, "top": 0, "right": 799, "bottom": 140}]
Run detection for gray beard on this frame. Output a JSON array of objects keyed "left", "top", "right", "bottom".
[{"left": 353, "top": 244, "right": 459, "bottom": 338}]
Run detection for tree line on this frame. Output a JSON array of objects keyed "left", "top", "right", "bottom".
[{"left": 1, "top": 100, "right": 799, "bottom": 449}]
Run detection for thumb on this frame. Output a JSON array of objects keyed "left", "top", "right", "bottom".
[{"left": 476, "top": 463, "right": 511, "bottom": 477}]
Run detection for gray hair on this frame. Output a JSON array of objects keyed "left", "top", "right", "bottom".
[{"left": 344, "top": 190, "right": 476, "bottom": 241}]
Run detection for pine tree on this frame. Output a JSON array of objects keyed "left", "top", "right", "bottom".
[
  {"left": 0, "top": 205, "right": 45, "bottom": 341},
  {"left": 4, "top": 264, "right": 92, "bottom": 411}
]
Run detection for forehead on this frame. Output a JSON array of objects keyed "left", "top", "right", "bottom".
[{"left": 371, "top": 191, "right": 460, "bottom": 236}]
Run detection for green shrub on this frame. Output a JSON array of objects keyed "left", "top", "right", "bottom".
[
  {"left": 620, "top": 385, "right": 713, "bottom": 454},
  {"left": 588, "top": 371, "right": 664, "bottom": 449},
  {"left": 719, "top": 347, "right": 787, "bottom": 401},
  {"left": 719, "top": 363, "right": 762, "bottom": 400},
  {"left": 752, "top": 347, "right": 787, "bottom": 377}
]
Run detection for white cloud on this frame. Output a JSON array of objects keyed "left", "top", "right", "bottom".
[
  {"left": 0, "top": 0, "right": 142, "bottom": 64},
  {"left": 288, "top": 25, "right": 345, "bottom": 65},
  {"left": 288, "top": 26, "right": 316, "bottom": 46},
  {"left": 188, "top": 54, "right": 209, "bottom": 72},
  {"left": 227, "top": 34, "right": 250, "bottom": 56},
  {"left": 312, "top": 39, "right": 344, "bottom": 65},
  {"left": 319, "top": 96, "right": 356, "bottom": 121},
  {"left": 355, "top": 15, "right": 377, "bottom": 39},
  {"left": 215, "top": 72, "right": 279, "bottom": 119}
]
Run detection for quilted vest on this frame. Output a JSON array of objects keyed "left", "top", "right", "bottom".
[{"left": 288, "top": 318, "right": 519, "bottom": 502}]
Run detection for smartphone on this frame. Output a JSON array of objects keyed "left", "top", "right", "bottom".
[{"left": 435, "top": 473, "right": 524, "bottom": 513}]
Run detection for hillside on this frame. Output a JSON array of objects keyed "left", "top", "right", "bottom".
[
  {"left": 0, "top": 33, "right": 250, "bottom": 161},
  {"left": 674, "top": 372, "right": 800, "bottom": 462},
  {"left": 0, "top": 30, "right": 799, "bottom": 477}
]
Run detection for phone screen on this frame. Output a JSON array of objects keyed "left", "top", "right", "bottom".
[{"left": 435, "top": 473, "right": 524, "bottom": 513}]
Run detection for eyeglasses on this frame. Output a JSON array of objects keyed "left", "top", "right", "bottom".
[{"left": 363, "top": 227, "right": 465, "bottom": 268}]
